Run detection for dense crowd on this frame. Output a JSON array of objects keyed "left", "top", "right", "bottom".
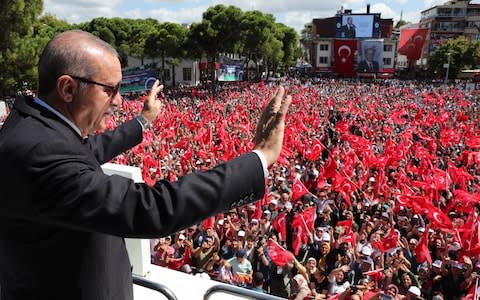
[{"left": 3, "top": 79, "right": 480, "bottom": 299}]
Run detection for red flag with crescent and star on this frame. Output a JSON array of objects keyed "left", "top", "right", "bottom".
[
  {"left": 334, "top": 39, "right": 357, "bottom": 76},
  {"left": 398, "top": 28, "right": 428, "bottom": 61},
  {"left": 267, "top": 239, "right": 294, "bottom": 267},
  {"left": 292, "top": 179, "right": 309, "bottom": 201}
]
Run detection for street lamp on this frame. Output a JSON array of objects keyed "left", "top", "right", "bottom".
[{"left": 445, "top": 52, "right": 451, "bottom": 85}]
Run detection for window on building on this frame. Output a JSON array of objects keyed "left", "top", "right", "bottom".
[
  {"left": 318, "top": 56, "right": 328, "bottom": 64},
  {"left": 383, "top": 58, "right": 392, "bottom": 65},
  {"left": 163, "top": 69, "right": 171, "bottom": 81},
  {"left": 320, "top": 44, "right": 329, "bottom": 51},
  {"left": 384, "top": 44, "right": 393, "bottom": 52},
  {"left": 183, "top": 68, "right": 192, "bottom": 81}
]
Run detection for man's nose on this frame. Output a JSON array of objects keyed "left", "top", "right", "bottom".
[{"left": 112, "top": 92, "right": 122, "bottom": 107}]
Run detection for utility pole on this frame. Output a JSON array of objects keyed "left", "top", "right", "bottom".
[{"left": 445, "top": 52, "right": 451, "bottom": 85}]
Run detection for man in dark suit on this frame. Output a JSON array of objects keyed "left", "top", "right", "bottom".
[
  {"left": 0, "top": 30, "right": 291, "bottom": 300},
  {"left": 357, "top": 46, "right": 380, "bottom": 73},
  {"left": 341, "top": 16, "right": 356, "bottom": 38}
]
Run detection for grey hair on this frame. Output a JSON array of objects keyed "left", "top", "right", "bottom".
[{"left": 38, "top": 30, "right": 118, "bottom": 99}]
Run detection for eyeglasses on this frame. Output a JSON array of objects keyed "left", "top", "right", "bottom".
[{"left": 70, "top": 75, "right": 120, "bottom": 98}]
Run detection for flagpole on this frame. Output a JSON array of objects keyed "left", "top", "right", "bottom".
[
  {"left": 474, "top": 276, "right": 478, "bottom": 300},
  {"left": 299, "top": 214, "right": 312, "bottom": 237},
  {"left": 269, "top": 238, "right": 289, "bottom": 253}
]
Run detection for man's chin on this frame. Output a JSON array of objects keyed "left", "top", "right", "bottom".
[{"left": 93, "top": 117, "right": 110, "bottom": 133}]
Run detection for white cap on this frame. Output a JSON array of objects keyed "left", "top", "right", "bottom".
[
  {"left": 269, "top": 199, "right": 278, "bottom": 205},
  {"left": 263, "top": 210, "right": 271, "bottom": 215},
  {"left": 381, "top": 212, "right": 389, "bottom": 218},
  {"left": 408, "top": 286, "right": 421, "bottom": 296},
  {"left": 218, "top": 219, "right": 224, "bottom": 225},
  {"left": 251, "top": 219, "right": 259, "bottom": 224},
  {"left": 369, "top": 177, "right": 375, "bottom": 182},
  {"left": 238, "top": 230, "right": 246, "bottom": 237},
  {"left": 178, "top": 234, "right": 186, "bottom": 241},
  {"left": 432, "top": 260, "right": 442, "bottom": 268},
  {"left": 322, "top": 232, "right": 331, "bottom": 242}
]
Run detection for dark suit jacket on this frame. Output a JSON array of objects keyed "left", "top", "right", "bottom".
[
  {"left": 341, "top": 24, "right": 356, "bottom": 38},
  {"left": 0, "top": 96, "right": 265, "bottom": 300},
  {"left": 357, "top": 60, "right": 380, "bottom": 73}
]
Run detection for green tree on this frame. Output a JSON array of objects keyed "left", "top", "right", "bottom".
[
  {"left": 428, "top": 36, "right": 480, "bottom": 79},
  {"left": 188, "top": 5, "right": 244, "bottom": 81},
  {"left": 276, "top": 23, "right": 299, "bottom": 71},
  {"left": 238, "top": 10, "right": 276, "bottom": 80},
  {"left": 0, "top": 0, "right": 43, "bottom": 95},
  {"left": 300, "top": 22, "right": 312, "bottom": 63},
  {"left": 145, "top": 22, "right": 188, "bottom": 85}
]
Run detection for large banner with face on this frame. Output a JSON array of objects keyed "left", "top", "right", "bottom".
[
  {"left": 357, "top": 39, "right": 384, "bottom": 73},
  {"left": 336, "top": 14, "right": 381, "bottom": 38}
]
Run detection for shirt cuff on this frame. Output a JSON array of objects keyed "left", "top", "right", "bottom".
[
  {"left": 252, "top": 150, "right": 269, "bottom": 179},
  {"left": 136, "top": 118, "right": 145, "bottom": 131}
]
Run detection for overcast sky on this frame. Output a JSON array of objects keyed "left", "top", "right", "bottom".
[{"left": 43, "top": 0, "right": 480, "bottom": 32}]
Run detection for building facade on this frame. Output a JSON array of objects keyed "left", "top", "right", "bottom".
[
  {"left": 308, "top": 7, "right": 395, "bottom": 77},
  {"left": 419, "top": 0, "right": 480, "bottom": 66}
]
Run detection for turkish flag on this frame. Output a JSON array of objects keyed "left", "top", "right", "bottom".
[
  {"left": 201, "top": 216, "right": 215, "bottom": 230},
  {"left": 398, "top": 28, "right": 428, "bottom": 61},
  {"left": 462, "top": 278, "right": 478, "bottom": 300},
  {"left": 292, "top": 179, "right": 309, "bottom": 201},
  {"left": 336, "top": 219, "right": 353, "bottom": 232},
  {"left": 363, "top": 269, "right": 385, "bottom": 283},
  {"left": 431, "top": 168, "right": 451, "bottom": 190},
  {"left": 305, "top": 138, "right": 324, "bottom": 161},
  {"left": 465, "top": 134, "right": 480, "bottom": 149},
  {"left": 415, "top": 225, "right": 432, "bottom": 264},
  {"left": 427, "top": 207, "right": 453, "bottom": 230},
  {"left": 292, "top": 207, "right": 316, "bottom": 251},
  {"left": 334, "top": 39, "right": 357, "bottom": 76},
  {"left": 267, "top": 239, "right": 294, "bottom": 267},
  {"left": 250, "top": 200, "right": 263, "bottom": 221},
  {"left": 272, "top": 212, "right": 287, "bottom": 240},
  {"left": 372, "top": 228, "right": 399, "bottom": 252}
]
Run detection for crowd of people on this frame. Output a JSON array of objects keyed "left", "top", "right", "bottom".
[
  {"left": 116, "top": 79, "right": 480, "bottom": 300},
  {"left": 3, "top": 78, "right": 480, "bottom": 299}
]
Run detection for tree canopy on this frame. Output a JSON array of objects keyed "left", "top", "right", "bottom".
[
  {"left": 1, "top": 3, "right": 301, "bottom": 94},
  {"left": 428, "top": 36, "right": 480, "bottom": 78}
]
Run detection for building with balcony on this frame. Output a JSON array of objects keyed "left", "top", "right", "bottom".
[{"left": 419, "top": 0, "right": 480, "bottom": 65}]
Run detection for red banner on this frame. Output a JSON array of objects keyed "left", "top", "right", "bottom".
[
  {"left": 398, "top": 28, "right": 428, "bottom": 61},
  {"left": 334, "top": 39, "right": 357, "bottom": 76}
]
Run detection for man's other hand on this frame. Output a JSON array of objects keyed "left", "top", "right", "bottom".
[
  {"left": 141, "top": 79, "right": 163, "bottom": 123},
  {"left": 254, "top": 86, "right": 292, "bottom": 166}
]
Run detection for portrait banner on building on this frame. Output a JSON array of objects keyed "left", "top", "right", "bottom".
[
  {"left": 398, "top": 28, "right": 428, "bottom": 61},
  {"left": 333, "top": 39, "right": 357, "bottom": 76},
  {"left": 357, "top": 39, "right": 384, "bottom": 73}
]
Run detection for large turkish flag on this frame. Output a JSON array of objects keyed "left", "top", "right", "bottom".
[
  {"left": 334, "top": 39, "right": 357, "bottom": 76},
  {"left": 398, "top": 28, "right": 428, "bottom": 61}
]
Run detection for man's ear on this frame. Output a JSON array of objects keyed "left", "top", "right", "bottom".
[{"left": 56, "top": 75, "right": 76, "bottom": 103}]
